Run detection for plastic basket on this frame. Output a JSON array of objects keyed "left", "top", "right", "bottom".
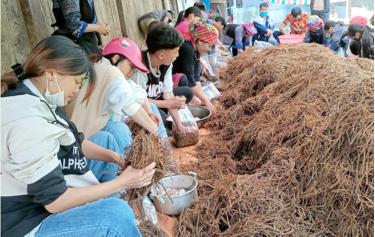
[{"left": 279, "top": 34, "right": 304, "bottom": 44}]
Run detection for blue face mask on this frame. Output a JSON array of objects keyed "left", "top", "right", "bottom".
[{"left": 260, "top": 12, "right": 268, "bottom": 17}]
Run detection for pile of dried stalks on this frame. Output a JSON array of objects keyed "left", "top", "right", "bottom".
[{"left": 178, "top": 44, "right": 374, "bottom": 236}]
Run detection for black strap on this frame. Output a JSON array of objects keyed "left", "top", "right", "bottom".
[{"left": 11, "top": 63, "right": 28, "bottom": 80}]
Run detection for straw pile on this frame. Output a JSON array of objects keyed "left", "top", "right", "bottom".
[{"left": 177, "top": 44, "right": 374, "bottom": 236}]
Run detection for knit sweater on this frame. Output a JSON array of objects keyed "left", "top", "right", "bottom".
[{"left": 66, "top": 58, "right": 147, "bottom": 137}]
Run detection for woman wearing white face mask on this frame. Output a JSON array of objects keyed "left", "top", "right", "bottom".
[
  {"left": 44, "top": 73, "right": 70, "bottom": 106},
  {"left": 1, "top": 36, "right": 153, "bottom": 237}
]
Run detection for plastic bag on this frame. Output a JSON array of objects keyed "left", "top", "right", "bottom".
[
  {"left": 202, "top": 81, "right": 221, "bottom": 100},
  {"left": 200, "top": 55, "right": 216, "bottom": 78},
  {"left": 142, "top": 196, "right": 158, "bottom": 225},
  {"left": 253, "top": 40, "right": 274, "bottom": 49},
  {"left": 130, "top": 196, "right": 164, "bottom": 236},
  {"left": 172, "top": 107, "right": 199, "bottom": 147},
  {"left": 337, "top": 47, "right": 347, "bottom": 58}
]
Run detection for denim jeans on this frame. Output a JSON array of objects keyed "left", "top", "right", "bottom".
[
  {"left": 273, "top": 30, "right": 283, "bottom": 43},
  {"left": 150, "top": 103, "right": 168, "bottom": 139},
  {"left": 34, "top": 197, "right": 141, "bottom": 237},
  {"left": 88, "top": 128, "right": 125, "bottom": 183}
]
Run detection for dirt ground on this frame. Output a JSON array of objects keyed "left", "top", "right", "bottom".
[{"left": 171, "top": 128, "right": 210, "bottom": 171}]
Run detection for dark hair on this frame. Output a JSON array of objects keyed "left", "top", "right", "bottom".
[
  {"left": 324, "top": 20, "right": 336, "bottom": 31},
  {"left": 146, "top": 24, "right": 184, "bottom": 54},
  {"left": 259, "top": 2, "right": 269, "bottom": 9},
  {"left": 348, "top": 23, "right": 362, "bottom": 37},
  {"left": 102, "top": 54, "right": 127, "bottom": 66},
  {"left": 291, "top": 7, "right": 302, "bottom": 18},
  {"left": 348, "top": 24, "right": 374, "bottom": 59},
  {"left": 1, "top": 36, "right": 95, "bottom": 103},
  {"left": 183, "top": 6, "right": 202, "bottom": 18},
  {"left": 175, "top": 10, "right": 185, "bottom": 26},
  {"left": 215, "top": 16, "right": 226, "bottom": 29},
  {"left": 194, "top": 2, "right": 206, "bottom": 12},
  {"left": 148, "top": 20, "right": 162, "bottom": 32}
]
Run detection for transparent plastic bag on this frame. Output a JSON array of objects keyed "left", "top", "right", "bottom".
[
  {"left": 172, "top": 107, "right": 199, "bottom": 147},
  {"left": 338, "top": 47, "right": 347, "bottom": 58},
  {"left": 253, "top": 40, "right": 274, "bottom": 49},
  {"left": 202, "top": 82, "right": 221, "bottom": 100},
  {"left": 142, "top": 196, "right": 158, "bottom": 225},
  {"left": 130, "top": 196, "right": 164, "bottom": 236},
  {"left": 200, "top": 55, "right": 216, "bottom": 78}
]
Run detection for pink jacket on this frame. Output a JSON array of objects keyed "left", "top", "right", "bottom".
[{"left": 175, "top": 19, "right": 191, "bottom": 41}]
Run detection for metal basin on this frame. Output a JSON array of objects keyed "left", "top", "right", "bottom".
[
  {"left": 166, "top": 106, "right": 212, "bottom": 128},
  {"left": 188, "top": 105, "right": 212, "bottom": 128},
  {"left": 149, "top": 172, "right": 198, "bottom": 216}
]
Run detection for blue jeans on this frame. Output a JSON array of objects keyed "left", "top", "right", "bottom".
[
  {"left": 273, "top": 30, "right": 282, "bottom": 43},
  {"left": 35, "top": 197, "right": 141, "bottom": 237},
  {"left": 88, "top": 121, "right": 132, "bottom": 182},
  {"left": 87, "top": 103, "right": 168, "bottom": 182},
  {"left": 150, "top": 103, "right": 168, "bottom": 139}
]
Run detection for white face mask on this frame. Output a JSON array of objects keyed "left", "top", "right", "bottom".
[{"left": 45, "top": 73, "right": 65, "bottom": 107}]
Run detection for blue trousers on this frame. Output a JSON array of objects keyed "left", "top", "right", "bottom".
[
  {"left": 87, "top": 103, "right": 168, "bottom": 182},
  {"left": 35, "top": 197, "right": 141, "bottom": 237}
]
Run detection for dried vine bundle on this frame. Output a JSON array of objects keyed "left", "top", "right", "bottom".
[
  {"left": 178, "top": 44, "right": 374, "bottom": 236},
  {"left": 138, "top": 221, "right": 164, "bottom": 237},
  {"left": 124, "top": 128, "right": 176, "bottom": 196}
]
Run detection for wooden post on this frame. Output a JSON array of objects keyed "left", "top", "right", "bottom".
[
  {"left": 93, "top": 0, "right": 123, "bottom": 46},
  {"left": 1, "top": 0, "right": 30, "bottom": 73},
  {"left": 18, "top": 0, "right": 54, "bottom": 48},
  {"left": 346, "top": 0, "right": 351, "bottom": 21},
  {"left": 116, "top": 0, "right": 166, "bottom": 47},
  {"left": 0, "top": 0, "right": 169, "bottom": 72}
]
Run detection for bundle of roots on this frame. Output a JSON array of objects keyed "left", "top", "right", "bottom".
[
  {"left": 177, "top": 44, "right": 374, "bottom": 236},
  {"left": 124, "top": 126, "right": 176, "bottom": 197}
]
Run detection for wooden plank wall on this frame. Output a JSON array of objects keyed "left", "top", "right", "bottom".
[
  {"left": 1, "top": 0, "right": 31, "bottom": 74},
  {"left": 1, "top": 0, "right": 171, "bottom": 74},
  {"left": 116, "top": 0, "right": 164, "bottom": 47}
]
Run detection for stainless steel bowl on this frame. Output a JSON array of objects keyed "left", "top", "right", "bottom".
[
  {"left": 187, "top": 105, "right": 212, "bottom": 128},
  {"left": 166, "top": 106, "right": 212, "bottom": 128},
  {"left": 149, "top": 172, "right": 198, "bottom": 216}
]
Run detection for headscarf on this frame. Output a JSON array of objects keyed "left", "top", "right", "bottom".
[
  {"left": 307, "top": 15, "right": 324, "bottom": 31},
  {"left": 242, "top": 23, "right": 257, "bottom": 37},
  {"left": 350, "top": 16, "right": 368, "bottom": 27},
  {"left": 190, "top": 22, "right": 218, "bottom": 45}
]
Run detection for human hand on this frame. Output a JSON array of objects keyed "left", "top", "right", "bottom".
[
  {"left": 96, "top": 23, "right": 111, "bottom": 36},
  {"left": 203, "top": 99, "right": 216, "bottom": 113},
  {"left": 148, "top": 113, "right": 161, "bottom": 126},
  {"left": 112, "top": 153, "right": 126, "bottom": 170},
  {"left": 117, "top": 162, "right": 156, "bottom": 189},
  {"left": 167, "top": 96, "right": 186, "bottom": 109},
  {"left": 1, "top": 82, "right": 8, "bottom": 95}
]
